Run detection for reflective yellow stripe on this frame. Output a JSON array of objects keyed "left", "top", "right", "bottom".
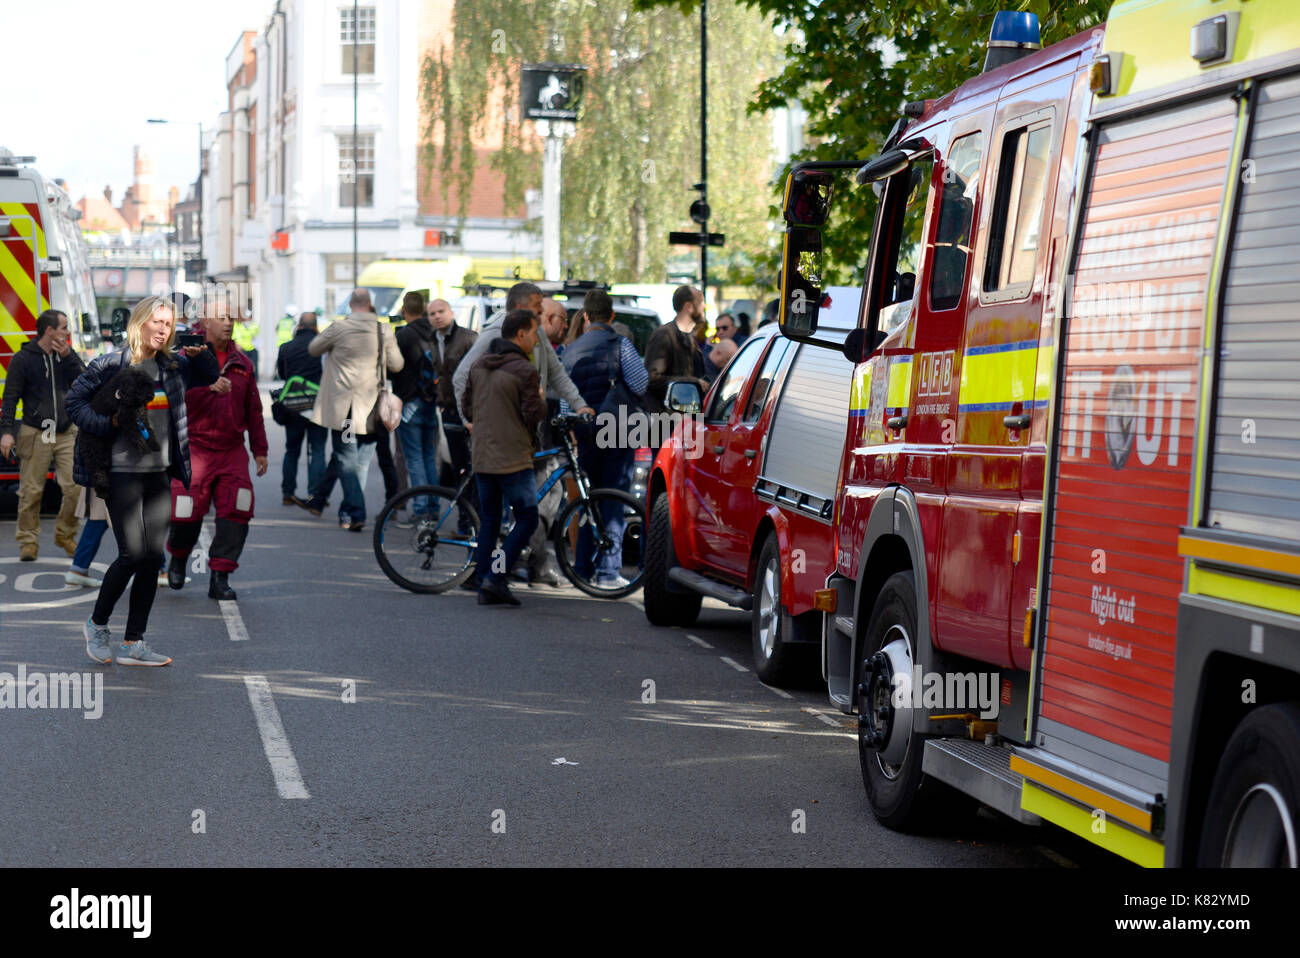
[
  {"left": 849, "top": 363, "right": 871, "bottom": 412},
  {"left": 1188, "top": 566, "right": 1300, "bottom": 616},
  {"left": 958, "top": 341, "right": 1046, "bottom": 411},
  {"left": 1021, "top": 783, "right": 1165, "bottom": 867},
  {"left": 1010, "top": 755, "right": 1153, "bottom": 832},
  {"left": 1179, "top": 535, "right": 1300, "bottom": 579},
  {"left": 886, "top": 357, "right": 912, "bottom": 409},
  {"left": 0, "top": 239, "right": 39, "bottom": 323},
  {"left": 0, "top": 202, "right": 45, "bottom": 257}
]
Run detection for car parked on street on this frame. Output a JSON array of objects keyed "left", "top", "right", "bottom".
[{"left": 643, "top": 288, "right": 859, "bottom": 685}]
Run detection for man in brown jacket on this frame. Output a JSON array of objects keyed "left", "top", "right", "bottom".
[{"left": 463, "top": 309, "right": 546, "bottom": 607}]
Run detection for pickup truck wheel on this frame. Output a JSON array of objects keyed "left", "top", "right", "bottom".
[
  {"left": 751, "top": 534, "right": 811, "bottom": 686},
  {"left": 643, "top": 494, "right": 701, "bottom": 627},
  {"left": 1197, "top": 703, "right": 1300, "bottom": 867},
  {"left": 856, "top": 571, "right": 968, "bottom": 831}
]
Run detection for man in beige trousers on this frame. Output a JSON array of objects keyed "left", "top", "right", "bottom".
[
  {"left": 305, "top": 289, "right": 403, "bottom": 531},
  {"left": 0, "top": 309, "right": 85, "bottom": 561}
]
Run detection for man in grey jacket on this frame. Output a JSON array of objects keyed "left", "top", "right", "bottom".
[{"left": 452, "top": 282, "right": 594, "bottom": 422}]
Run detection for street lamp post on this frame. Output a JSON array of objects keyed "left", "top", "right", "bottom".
[{"left": 147, "top": 118, "right": 204, "bottom": 278}]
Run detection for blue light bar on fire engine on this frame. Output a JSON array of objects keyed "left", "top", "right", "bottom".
[{"left": 983, "top": 11, "right": 1042, "bottom": 73}]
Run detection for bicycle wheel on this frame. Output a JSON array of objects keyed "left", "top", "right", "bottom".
[
  {"left": 551, "top": 488, "right": 645, "bottom": 599},
  {"left": 373, "top": 484, "right": 479, "bottom": 593}
]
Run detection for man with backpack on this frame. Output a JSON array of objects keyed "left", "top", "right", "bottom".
[
  {"left": 561, "top": 289, "right": 648, "bottom": 589},
  {"left": 393, "top": 292, "right": 441, "bottom": 516}
]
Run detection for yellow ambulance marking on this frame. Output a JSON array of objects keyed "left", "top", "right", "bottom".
[
  {"left": 1010, "top": 754, "right": 1154, "bottom": 832},
  {"left": 1188, "top": 566, "right": 1300, "bottom": 617},
  {"left": 0, "top": 202, "right": 46, "bottom": 256},
  {"left": 1021, "top": 783, "right": 1165, "bottom": 868}
]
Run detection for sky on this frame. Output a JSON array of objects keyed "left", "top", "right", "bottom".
[{"left": 4, "top": 0, "right": 276, "bottom": 205}]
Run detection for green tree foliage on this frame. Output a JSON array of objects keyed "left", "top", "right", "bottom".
[
  {"left": 420, "top": 1, "right": 783, "bottom": 284},
  {"left": 638, "top": 0, "right": 1109, "bottom": 284}
]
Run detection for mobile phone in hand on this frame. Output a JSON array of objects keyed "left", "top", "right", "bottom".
[{"left": 177, "top": 333, "right": 205, "bottom": 348}]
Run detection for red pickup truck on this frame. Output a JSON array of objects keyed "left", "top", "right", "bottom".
[{"left": 643, "top": 299, "right": 856, "bottom": 685}]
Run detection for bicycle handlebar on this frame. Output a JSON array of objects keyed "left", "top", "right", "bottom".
[{"left": 550, "top": 412, "right": 595, "bottom": 428}]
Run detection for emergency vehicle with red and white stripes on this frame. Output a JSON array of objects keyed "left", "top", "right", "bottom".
[
  {"left": 778, "top": 0, "right": 1300, "bottom": 866},
  {"left": 1, "top": 148, "right": 100, "bottom": 485}
]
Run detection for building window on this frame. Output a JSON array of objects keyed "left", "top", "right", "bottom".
[
  {"left": 340, "top": 6, "right": 376, "bottom": 75},
  {"left": 338, "top": 133, "right": 374, "bottom": 208}
]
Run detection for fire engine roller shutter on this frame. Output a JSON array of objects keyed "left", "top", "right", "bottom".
[
  {"left": 1037, "top": 94, "right": 1237, "bottom": 793},
  {"left": 760, "top": 328, "right": 853, "bottom": 510},
  {"left": 1207, "top": 73, "right": 1300, "bottom": 543}
]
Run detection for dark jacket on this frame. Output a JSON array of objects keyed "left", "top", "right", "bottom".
[
  {"left": 187, "top": 344, "right": 268, "bottom": 457},
  {"left": 275, "top": 328, "right": 323, "bottom": 385},
  {"left": 463, "top": 338, "right": 545, "bottom": 475},
  {"left": 644, "top": 321, "right": 705, "bottom": 412},
  {"left": 393, "top": 316, "right": 436, "bottom": 404},
  {"left": 434, "top": 322, "right": 477, "bottom": 412},
  {"left": 0, "top": 340, "right": 86, "bottom": 435},
  {"left": 66, "top": 345, "right": 220, "bottom": 488}
]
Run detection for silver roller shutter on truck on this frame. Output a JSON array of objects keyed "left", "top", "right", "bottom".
[
  {"left": 1207, "top": 72, "right": 1300, "bottom": 543},
  {"left": 756, "top": 323, "right": 854, "bottom": 522}
]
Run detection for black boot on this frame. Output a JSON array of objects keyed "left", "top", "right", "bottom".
[
  {"left": 209, "top": 571, "right": 237, "bottom": 600},
  {"left": 167, "top": 554, "right": 188, "bottom": 590}
]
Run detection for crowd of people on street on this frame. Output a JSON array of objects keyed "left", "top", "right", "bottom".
[{"left": 0, "top": 280, "right": 749, "bottom": 662}]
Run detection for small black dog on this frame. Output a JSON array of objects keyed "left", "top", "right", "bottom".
[{"left": 82, "top": 367, "right": 162, "bottom": 498}]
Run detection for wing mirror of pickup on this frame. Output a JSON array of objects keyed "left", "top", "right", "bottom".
[{"left": 665, "top": 379, "right": 704, "bottom": 415}]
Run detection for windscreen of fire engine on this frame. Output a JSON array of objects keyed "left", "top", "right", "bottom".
[
  {"left": 984, "top": 122, "right": 1051, "bottom": 294},
  {"left": 929, "top": 133, "right": 983, "bottom": 311}
]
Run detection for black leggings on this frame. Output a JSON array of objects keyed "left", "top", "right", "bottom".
[{"left": 92, "top": 471, "right": 171, "bottom": 641}]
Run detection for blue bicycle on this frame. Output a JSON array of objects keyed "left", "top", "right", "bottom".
[{"left": 373, "top": 414, "right": 645, "bottom": 598}]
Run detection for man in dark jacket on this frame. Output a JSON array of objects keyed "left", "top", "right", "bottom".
[
  {"left": 274, "top": 312, "right": 326, "bottom": 506},
  {"left": 393, "top": 292, "right": 441, "bottom": 515},
  {"left": 0, "top": 309, "right": 86, "bottom": 561},
  {"left": 644, "top": 285, "right": 708, "bottom": 415},
  {"left": 165, "top": 300, "right": 268, "bottom": 600},
  {"left": 463, "top": 309, "right": 546, "bottom": 607},
  {"left": 431, "top": 297, "right": 478, "bottom": 490}
]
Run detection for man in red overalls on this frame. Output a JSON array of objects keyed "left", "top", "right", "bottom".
[{"left": 166, "top": 298, "right": 268, "bottom": 599}]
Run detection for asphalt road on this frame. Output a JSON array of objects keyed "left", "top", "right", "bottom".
[{"left": 0, "top": 409, "right": 1123, "bottom": 868}]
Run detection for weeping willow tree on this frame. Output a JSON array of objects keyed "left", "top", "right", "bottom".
[{"left": 420, "top": 1, "right": 783, "bottom": 284}]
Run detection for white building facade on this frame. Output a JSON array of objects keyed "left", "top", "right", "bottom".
[{"left": 206, "top": 0, "right": 540, "bottom": 377}]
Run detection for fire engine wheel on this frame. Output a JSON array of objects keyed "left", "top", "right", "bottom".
[
  {"left": 1197, "top": 703, "right": 1300, "bottom": 867},
  {"left": 856, "top": 571, "right": 969, "bottom": 831},
  {"left": 751, "top": 533, "right": 812, "bottom": 686},
  {"left": 643, "top": 494, "right": 702, "bottom": 627}
]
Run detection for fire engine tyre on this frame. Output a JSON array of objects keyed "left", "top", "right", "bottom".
[
  {"left": 751, "top": 534, "right": 812, "bottom": 686},
  {"left": 1197, "top": 703, "right": 1300, "bottom": 867},
  {"left": 644, "top": 494, "right": 702, "bottom": 627},
  {"left": 857, "top": 571, "right": 971, "bottom": 831}
]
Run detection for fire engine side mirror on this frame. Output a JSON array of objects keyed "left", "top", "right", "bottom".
[
  {"left": 842, "top": 328, "right": 869, "bottom": 363},
  {"left": 110, "top": 307, "right": 129, "bottom": 343},
  {"left": 784, "top": 169, "right": 835, "bottom": 227},
  {"left": 80, "top": 312, "right": 93, "bottom": 334},
  {"left": 856, "top": 149, "right": 910, "bottom": 184},
  {"left": 779, "top": 226, "right": 824, "bottom": 338}
]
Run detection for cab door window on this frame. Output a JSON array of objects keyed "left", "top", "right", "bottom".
[
  {"left": 705, "top": 336, "right": 766, "bottom": 423},
  {"left": 929, "top": 133, "right": 983, "bottom": 311},
  {"left": 983, "top": 121, "right": 1052, "bottom": 297},
  {"left": 874, "top": 156, "right": 936, "bottom": 336}
]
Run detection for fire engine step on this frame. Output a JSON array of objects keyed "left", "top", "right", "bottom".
[
  {"left": 666, "top": 568, "right": 753, "bottom": 610},
  {"left": 922, "top": 739, "right": 1042, "bottom": 825}
]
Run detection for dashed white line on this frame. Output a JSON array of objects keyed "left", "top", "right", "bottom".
[
  {"left": 719, "top": 656, "right": 749, "bottom": 672},
  {"left": 686, "top": 634, "right": 713, "bottom": 649},
  {"left": 243, "top": 675, "right": 310, "bottom": 800},
  {"left": 761, "top": 683, "right": 795, "bottom": 700},
  {"left": 802, "top": 706, "right": 843, "bottom": 728},
  {"left": 219, "top": 599, "right": 250, "bottom": 641}
]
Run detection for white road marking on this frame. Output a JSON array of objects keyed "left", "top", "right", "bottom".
[
  {"left": 761, "top": 683, "right": 795, "bottom": 700},
  {"left": 685, "top": 634, "right": 713, "bottom": 649},
  {"left": 243, "top": 675, "right": 310, "bottom": 800},
  {"left": 219, "top": 600, "right": 250, "bottom": 641},
  {"left": 719, "top": 656, "right": 749, "bottom": 672},
  {"left": 802, "top": 706, "right": 843, "bottom": 727}
]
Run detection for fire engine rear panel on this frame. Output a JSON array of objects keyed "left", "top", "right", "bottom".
[
  {"left": 1206, "top": 73, "right": 1300, "bottom": 543},
  {"left": 1037, "top": 94, "right": 1237, "bottom": 793}
]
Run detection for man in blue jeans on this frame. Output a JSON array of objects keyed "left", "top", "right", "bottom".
[
  {"left": 392, "top": 291, "right": 441, "bottom": 515},
  {"left": 463, "top": 309, "right": 546, "bottom": 607}
]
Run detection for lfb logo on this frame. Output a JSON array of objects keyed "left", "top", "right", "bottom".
[{"left": 916, "top": 351, "right": 954, "bottom": 399}]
